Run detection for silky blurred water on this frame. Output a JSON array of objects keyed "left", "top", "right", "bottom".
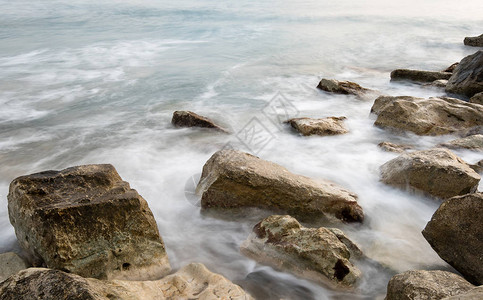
[{"left": 1, "top": 0, "right": 482, "bottom": 298}]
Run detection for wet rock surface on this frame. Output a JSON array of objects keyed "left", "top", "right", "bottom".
[
  {"left": 171, "top": 110, "right": 228, "bottom": 132},
  {"left": 285, "top": 117, "right": 348, "bottom": 136},
  {"left": 446, "top": 50, "right": 483, "bottom": 98},
  {"left": 390, "top": 69, "right": 452, "bottom": 83},
  {"left": 317, "top": 78, "right": 375, "bottom": 99},
  {"left": 464, "top": 34, "right": 483, "bottom": 47}
]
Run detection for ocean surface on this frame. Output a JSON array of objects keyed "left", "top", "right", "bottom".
[{"left": 1, "top": 0, "right": 482, "bottom": 298}]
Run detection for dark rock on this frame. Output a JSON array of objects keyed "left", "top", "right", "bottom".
[
  {"left": 390, "top": 69, "right": 452, "bottom": 83},
  {"left": 464, "top": 34, "right": 483, "bottom": 47},
  {"left": 285, "top": 117, "right": 348, "bottom": 136},
  {"left": 470, "top": 91, "right": 483, "bottom": 105},
  {"left": 171, "top": 111, "right": 228, "bottom": 132},
  {"left": 446, "top": 50, "right": 483, "bottom": 98},
  {"left": 443, "top": 63, "right": 459, "bottom": 73},
  {"left": 317, "top": 78, "right": 376, "bottom": 99}
]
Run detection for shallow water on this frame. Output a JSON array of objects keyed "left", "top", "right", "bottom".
[{"left": 1, "top": 0, "right": 482, "bottom": 298}]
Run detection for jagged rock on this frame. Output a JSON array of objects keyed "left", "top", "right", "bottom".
[
  {"left": 0, "top": 252, "right": 28, "bottom": 283},
  {"left": 0, "top": 264, "right": 253, "bottom": 300},
  {"left": 422, "top": 193, "right": 483, "bottom": 285},
  {"left": 443, "top": 63, "right": 459, "bottom": 73},
  {"left": 464, "top": 34, "right": 483, "bottom": 47},
  {"left": 371, "top": 96, "right": 483, "bottom": 135},
  {"left": 380, "top": 148, "right": 480, "bottom": 199},
  {"left": 285, "top": 117, "right": 348, "bottom": 136},
  {"left": 440, "top": 134, "right": 483, "bottom": 151},
  {"left": 171, "top": 111, "right": 228, "bottom": 132},
  {"left": 385, "top": 270, "right": 475, "bottom": 300},
  {"left": 443, "top": 286, "right": 483, "bottom": 299},
  {"left": 197, "top": 150, "right": 364, "bottom": 223},
  {"left": 470, "top": 91, "right": 483, "bottom": 105},
  {"left": 240, "top": 215, "right": 362, "bottom": 289},
  {"left": 8, "top": 164, "right": 170, "bottom": 280},
  {"left": 316, "top": 78, "right": 375, "bottom": 99},
  {"left": 390, "top": 69, "right": 452, "bottom": 83},
  {"left": 377, "top": 142, "right": 413, "bottom": 153},
  {"left": 446, "top": 50, "right": 483, "bottom": 97}
]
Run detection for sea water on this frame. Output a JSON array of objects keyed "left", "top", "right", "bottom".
[{"left": 1, "top": 0, "right": 482, "bottom": 298}]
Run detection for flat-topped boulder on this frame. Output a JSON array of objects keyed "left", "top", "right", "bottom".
[
  {"left": 380, "top": 148, "right": 480, "bottom": 199},
  {"left": 377, "top": 142, "right": 413, "bottom": 153},
  {"left": 317, "top": 78, "right": 375, "bottom": 99},
  {"left": 171, "top": 110, "right": 228, "bottom": 132},
  {"left": 197, "top": 150, "right": 364, "bottom": 223},
  {"left": 385, "top": 270, "right": 475, "bottom": 300},
  {"left": 8, "top": 164, "right": 170, "bottom": 280},
  {"left": 390, "top": 69, "right": 452, "bottom": 83},
  {"left": 446, "top": 50, "right": 483, "bottom": 97},
  {"left": 240, "top": 215, "right": 362, "bottom": 289},
  {"left": 470, "top": 91, "right": 483, "bottom": 105},
  {"left": 0, "top": 264, "right": 253, "bottom": 299},
  {"left": 464, "top": 34, "right": 483, "bottom": 47},
  {"left": 371, "top": 96, "right": 483, "bottom": 135},
  {"left": 0, "top": 252, "right": 28, "bottom": 282},
  {"left": 285, "top": 117, "right": 348, "bottom": 136},
  {"left": 440, "top": 134, "right": 483, "bottom": 151},
  {"left": 422, "top": 193, "right": 483, "bottom": 285}
]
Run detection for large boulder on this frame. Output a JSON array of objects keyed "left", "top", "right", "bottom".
[
  {"left": 422, "top": 193, "right": 483, "bottom": 285},
  {"left": 371, "top": 96, "right": 483, "bottom": 135},
  {"left": 470, "top": 91, "right": 483, "bottom": 105},
  {"left": 464, "top": 34, "right": 483, "bottom": 47},
  {"left": 443, "top": 286, "right": 483, "bottom": 299},
  {"left": 197, "top": 150, "right": 364, "bottom": 222},
  {"left": 440, "top": 134, "right": 483, "bottom": 151},
  {"left": 0, "top": 264, "right": 253, "bottom": 300},
  {"left": 390, "top": 69, "right": 452, "bottom": 83},
  {"left": 285, "top": 117, "right": 348, "bottom": 136},
  {"left": 380, "top": 148, "right": 480, "bottom": 199},
  {"left": 317, "top": 78, "right": 375, "bottom": 99},
  {"left": 171, "top": 111, "right": 228, "bottom": 132},
  {"left": 240, "top": 215, "right": 362, "bottom": 289},
  {"left": 7, "top": 164, "right": 170, "bottom": 280},
  {"left": 385, "top": 270, "right": 475, "bottom": 300},
  {"left": 446, "top": 50, "right": 483, "bottom": 97},
  {"left": 0, "top": 252, "right": 28, "bottom": 283}
]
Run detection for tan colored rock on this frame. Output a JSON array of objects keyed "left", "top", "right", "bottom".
[
  {"left": 285, "top": 117, "right": 348, "bottom": 136},
  {"left": 0, "top": 252, "right": 28, "bottom": 283},
  {"left": 440, "top": 134, "right": 483, "bottom": 151},
  {"left": 317, "top": 78, "right": 375, "bottom": 99},
  {"left": 371, "top": 96, "right": 483, "bottom": 135},
  {"left": 380, "top": 148, "right": 480, "bottom": 199},
  {"left": 197, "top": 150, "right": 364, "bottom": 223},
  {"left": 470, "top": 91, "right": 483, "bottom": 105},
  {"left": 470, "top": 160, "right": 483, "bottom": 173},
  {"left": 171, "top": 111, "right": 228, "bottom": 132},
  {"left": 385, "top": 270, "right": 475, "bottom": 300},
  {"left": 377, "top": 142, "right": 413, "bottom": 153},
  {"left": 464, "top": 34, "right": 483, "bottom": 47},
  {"left": 8, "top": 164, "right": 170, "bottom": 280},
  {"left": 240, "top": 215, "right": 362, "bottom": 289},
  {"left": 423, "top": 79, "right": 448, "bottom": 88},
  {"left": 0, "top": 264, "right": 253, "bottom": 300},
  {"left": 422, "top": 193, "right": 483, "bottom": 285},
  {"left": 446, "top": 50, "right": 483, "bottom": 98},
  {"left": 390, "top": 69, "right": 452, "bottom": 83},
  {"left": 443, "top": 286, "right": 483, "bottom": 299}
]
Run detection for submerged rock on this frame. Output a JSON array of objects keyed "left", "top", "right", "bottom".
[
  {"left": 385, "top": 270, "right": 475, "bottom": 300},
  {"left": 371, "top": 96, "right": 483, "bottom": 135},
  {"left": 470, "top": 91, "right": 483, "bottom": 105},
  {"left": 171, "top": 110, "right": 228, "bottom": 132},
  {"left": 197, "top": 150, "right": 364, "bottom": 223},
  {"left": 440, "top": 134, "right": 483, "bottom": 151},
  {"left": 0, "top": 252, "right": 28, "bottom": 282},
  {"left": 377, "top": 142, "right": 413, "bottom": 153},
  {"left": 0, "top": 264, "right": 253, "bottom": 300},
  {"left": 390, "top": 69, "right": 452, "bottom": 83},
  {"left": 317, "top": 78, "right": 375, "bottom": 99},
  {"left": 8, "top": 164, "right": 170, "bottom": 280},
  {"left": 464, "top": 34, "right": 483, "bottom": 47},
  {"left": 446, "top": 50, "right": 483, "bottom": 98},
  {"left": 240, "top": 215, "right": 362, "bottom": 289},
  {"left": 285, "top": 117, "right": 348, "bottom": 136},
  {"left": 422, "top": 192, "right": 483, "bottom": 285},
  {"left": 380, "top": 148, "right": 480, "bottom": 199}
]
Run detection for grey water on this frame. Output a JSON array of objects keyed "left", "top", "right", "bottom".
[{"left": 1, "top": 0, "right": 482, "bottom": 298}]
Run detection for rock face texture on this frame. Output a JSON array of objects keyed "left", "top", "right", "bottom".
[
  {"left": 0, "top": 252, "right": 28, "bottom": 282},
  {"left": 377, "top": 142, "right": 413, "bottom": 153},
  {"left": 464, "top": 34, "right": 483, "bottom": 47},
  {"left": 443, "top": 286, "right": 483, "bottom": 300},
  {"left": 317, "top": 78, "right": 374, "bottom": 99},
  {"left": 285, "top": 117, "right": 348, "bottom": 136},
  {"left": 197, "top": 150, "right": 364, "bottom": 223},
  {"left": 380, "top": 148, "right": 480, "bottom": 199},
  {"left": 0, "top": 264, "right": 253, "bottom": 300},
  {"left": 385, "top": 270, "right": 475, "bottom": 300},
  {"left": 470, "top": 91, "right": 483, "bottom": 105},
  {"left": 371, "top": 96, "right": 483, "bottom": 135},
  {"left": 441, "top": 134, "right": 483, "bottom": 151},
  {"left": 7, "top": 164, "right": 170, "bottom": 280},
  {"left": 443, "top": 63, "right": 459, "bottom": 73},
  {"left": 446, "top": 50, "right": 483, "bottom": 98},
  {"left": 390, "top": 69, "right": 452, "bottom": 83},
  {"left": 422, "top": 193, "right": 483, "bottom": 285},
  {"left": 171, "top": 111, "right": 227, "bottom": 132},
  {"left": 240, "top": 215, "right": 362, "bottom": 289}
]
